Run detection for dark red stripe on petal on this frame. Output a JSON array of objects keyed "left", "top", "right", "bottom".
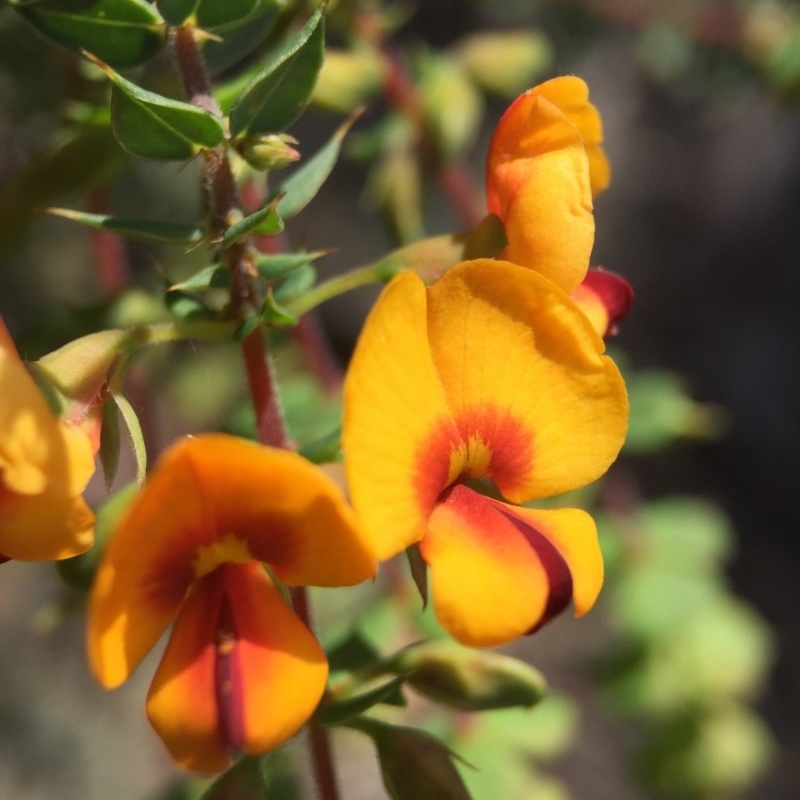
[
  {"left": 215, "top": 565, "right": 246, "bottom": 754},
  {"left": 496, "top": 506, "right": 573, "bottom": 632}
]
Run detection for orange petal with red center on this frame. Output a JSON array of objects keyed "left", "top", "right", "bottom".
[
  {"left": 419, "top": 484, "right": 600, "bottom": 647},
  {"left": 486, "top": 82, "right": 593, "bottom": 293},
  {"left": 146, "top": 563, "right": 327, "bottom": 773},
  {"left": 532, "top": 76, "right": 610, "bottom": 197},
  {"left": 343, "top": 272, "right": 459, "bottom": 560},
  {"left": 88, "top": 434, "right": 373, "bottom": 690},
  {"left": 571, "top": 268, "right": 634, "bottom": 339},
  {"left": 426, "top": 260, "right": 628, "bottom": 502}
]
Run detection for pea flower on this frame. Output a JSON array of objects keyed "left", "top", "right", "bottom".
[
  {"left": 343, "top": 260, "right": 627, "bottom": 648},
  {"left": 486, "top": 77, "right": 631, "bottom": 336},
  {"left": 87, "top": 434, "right": 376, "bottom": 773},
  {"left": 0, "top": 318, "right": 95, "bottom": 562}
]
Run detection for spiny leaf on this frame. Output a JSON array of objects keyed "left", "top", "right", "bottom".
[
  {"left": 157, "top": 0, "right": 258, "bottom": 28},
  {"left": 85, "top": 51, "right": 225, "bottom": 160},
  {"left": 168, "top": 265, "right": 231, "bottom": 292},
  {"left": 229, "top": 4, "right": 325, "bottom": 137},
  {"left": 44, "top": 208, "right": 206, "bottom": 244},
  {"left": 254, "top": 250, "right": 329, "bottom": 280},
  {"left": 276, "top": 111, "right": 359, "bottom": 218},
  {"left": 222, "top": 195, "right": 284, "bottom": 247}
]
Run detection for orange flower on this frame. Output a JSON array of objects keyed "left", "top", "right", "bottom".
[
  {"left": 87, "top": 434, "right": 376, "bottom": 772},
  {"left": 343, "top": 261, "right": 627, "bottom": 647},
  {"left": 486, "top": 77, "right": 632, "bottom": 336},
  {"left": 0, "top": 318, "right": 95, "bottom": 562}
]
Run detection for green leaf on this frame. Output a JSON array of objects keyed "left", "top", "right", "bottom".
[
  {"left": 202, "top": 1, "right": 282, "bottom": 76},
  {"left": 260, "top": 292, "right": 298, "bottom": 327},
  {"left": 272, "top": 264, "right": 316, "bottom": 303},
  {"left": 168, "top": 265, "right": 231, "bottom": 292},
  {"left": 13, "top": 0, "right": 164, "bottom": 69},
  {"left": 276, "top": 111, "right": 358, "bottom": 218},
  {"left": 229, "top": 4, "right": 325, "bottom": 137},
  {"left": 298, "top": 427, "right": 341, "bottom": 464},
  {"left": 348, "top": 718, "right": 474, "bottom": 800},
  {"left": 254, "top": 250, "right": 329, "bottom": 280},
  {"left": 113, "top": 392, "right": 147, "bottom": 485},
  {"left": 165, "top": 290, "right": 216, "bottom": 320},
  {"left": 201, "top": 755, "right": 268, "bottom": 800},
  {"left": 222, "top": 195, "right": 284, "bottom": 247},
  {"left": 44, "top": 208, "right": 206, "bottom": 245},
  {"left": 85, "top": 52, "right": 225, "bottom": 160},
  {"left": 157, "top": 0, "right": 258, "bottom": 28}
]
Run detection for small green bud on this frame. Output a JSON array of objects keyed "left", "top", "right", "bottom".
[
  {"left": 390, "top": 640, "right": 547, "bottom": 711},
  {"left": 236, "top": 133, "right": 300, "bottom": 171}
]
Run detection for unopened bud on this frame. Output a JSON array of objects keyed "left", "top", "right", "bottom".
[
  {"left": 389, "top": 640, "right": 547, "bottom": 711},
  {"left": 237, "top": 133, "right": 300, "bottom": 171}
]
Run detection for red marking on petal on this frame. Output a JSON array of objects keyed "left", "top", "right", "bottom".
[
  {"left": 579, "top": 269, "right": 634, "bottom": 337},
  {"left": 414, "top": 406, "right": 534, "bottom": 511},
  {"left": 493, "top": 504, "right": 573, "bottom": 632}
]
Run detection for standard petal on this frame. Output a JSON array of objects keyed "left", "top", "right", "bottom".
[
  {"left": 343, "top": 272, "right": 459, "bottom": 559},
  {"left": 420, "top": 485, "right": 569, "bottom": 647},
  {"left": 163, "top": 435, "right": 376, "bottom": 587},
  {"left": 486, "top": 86, "right": 593, "bottom": 293},
  {"left": 146, "top": 564, "right": 327, "bottom": 773},
  {"left": 426, "top": 260, "right": 628, "bottom": 502},
  {"left": 0, "top": 488, "right": 94, "bottom": 561},
  {"left": 532, "top": 76, "right": 610, "bottom": 197}
]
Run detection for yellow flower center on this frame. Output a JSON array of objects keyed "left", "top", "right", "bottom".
[{"left": 192, "top": 534, "right": 253, "bottom": 579}]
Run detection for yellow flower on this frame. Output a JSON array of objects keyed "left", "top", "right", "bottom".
[
  {"left": 343, "top": 261, "right": 627, "bottom": 647},
  {"left": 87, "top": 434, "right": 376, "bottom": 773},
  {"left": 0, "top": 318, "right": 95, "bottom": 561}
]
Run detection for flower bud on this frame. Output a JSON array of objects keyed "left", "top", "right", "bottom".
[
  {"left": 389, "top": 640, "right": 547, "bottom": 711},
  {"left": 237, "top": 133, "right": 300, "bottom": 171}
]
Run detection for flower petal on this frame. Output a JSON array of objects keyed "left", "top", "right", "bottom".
[
  {"left": 531, "top": 76, "right": 610, "bottom": 197},
  {"left": 88, "top": 434, "right": 373, "bottom": 689},
  {"left": 420, "top": 484, "right": 591, "bottom": 647},
  {"left": 426, "top": 260, "right": 628, "bottom": 501},
  {"left": 486, "top": 83, "right": 593, "bottom": 293},
  {"left": 343, "top": 272, "right": 459, "bottom": 559},
  {"left": 146, "top": 563, "right": 327, "bottom": 773},
  {"left": 0, "top": 487, "right": 94, "bottom": 561},
  {"left": 0, "top": 319, "right": 95, "bottom": 497}
]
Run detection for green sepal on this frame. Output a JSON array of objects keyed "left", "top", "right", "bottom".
[
  {"left": 406, "top": 544, "right": 428, "bottom": 608},
  {"left": 276, "top": 111, "right": 359, "bottom": 218},
  {"left": 99, "top": 395, "right": 122, "bottom": 490},
  {"left": 112, "top": 392, "right": 147, "bottom": 486},
  {"left": 346, "top": 718, "right": 474, "bottom": 800},
  {"left": 229, "top": 3, "right": 325, "bottom": 137},
  {"left": 44, "top": 207, "right": 206, "bottom": 245},
  {"left": 85, "top": 52, "right": 225, "bottom": 160},
  {"left": 168, "top": 265, "right": 231, "bottom": 292},
  {"left": 272, "top": 264, "right": 316, "bottom": 304},
  {"left": 12, "top": 0, "right": 164, "bottom": 69},
  {"left": 254, "top": 250, "right": 329, "bottom": 280},
  {"left": 317, "top": 676, "right": 406, "bottom": 727},
  {"left": 222, "top": 195, "right": 284, "bottom": 247},
  {"left": 157, "top": 0, "right": 258, "bottom": 29},
  {"left": 55, "top": 482, "right": 140, "bottom": 591}
]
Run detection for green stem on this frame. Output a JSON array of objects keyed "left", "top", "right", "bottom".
[{"left": 286, "top": 262, "right": 395, "bottom": 316}]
